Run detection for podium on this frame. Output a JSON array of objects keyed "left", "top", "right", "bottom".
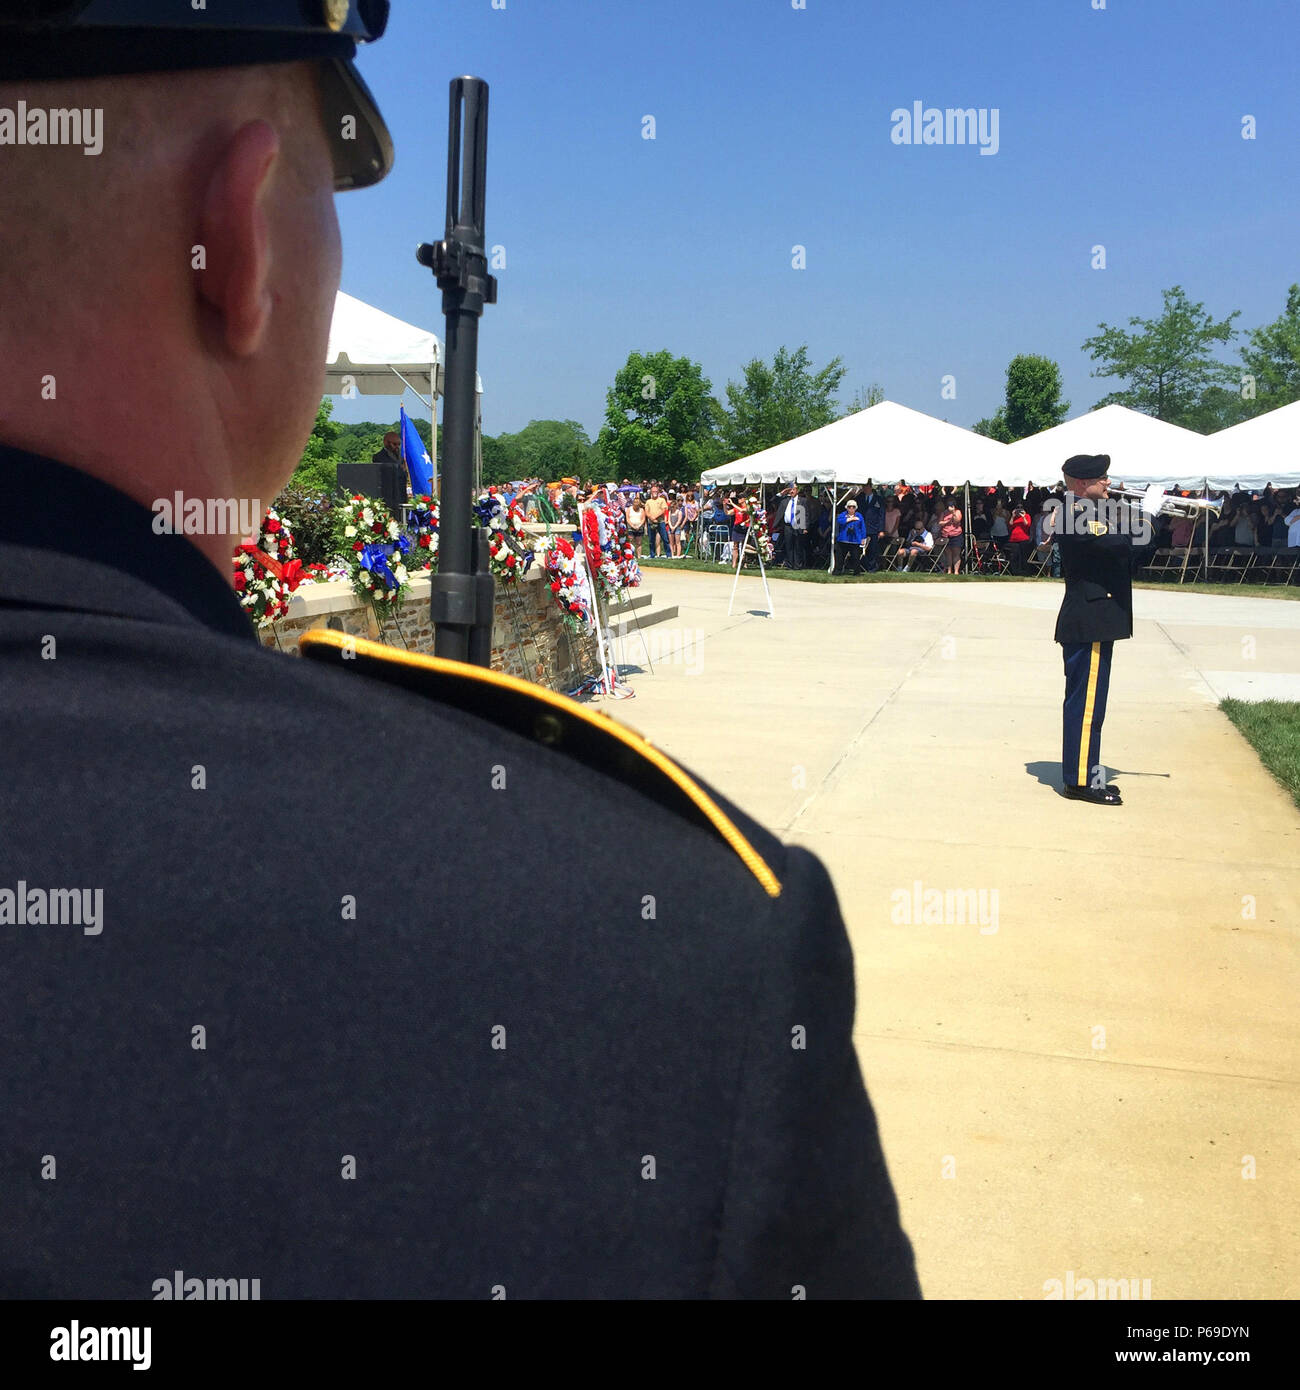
[{"left": 336, "top": 461, "right": 406, "bottom": 512}]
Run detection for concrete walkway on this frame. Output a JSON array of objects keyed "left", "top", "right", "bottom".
[{"left": 609, "top": 570, "right": 1300, "bottom": 1300}]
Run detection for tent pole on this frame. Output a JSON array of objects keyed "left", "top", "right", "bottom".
[
  {"left": 964, "top": 480, "right": 971, "bottom": 572},
  {"left": 828, "top": 481, "right": 838, "bottom": 574}
]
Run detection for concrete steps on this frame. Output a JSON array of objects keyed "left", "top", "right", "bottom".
[{"left": 605, "top": 591, "right": 679, "bottom": 638}]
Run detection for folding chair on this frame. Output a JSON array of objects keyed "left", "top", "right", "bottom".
[
  {"left": 1028, "top": 544, "right": 1054, "bottom": 577},
  {"left": 921, "top": 541, "right": 948, "bottom": 574},
  {"left": 1258, "top": 548, "right": 1300, "bottom": 586},
  {"left": 1175, "top": 547, "right": 1206, "bottom": 582},
  {"left": 1205, "top": 548, "right": 1252, "bottom": 584},
  {"left": 969, "top": 537, "right": 1005, "bottom": 575}
]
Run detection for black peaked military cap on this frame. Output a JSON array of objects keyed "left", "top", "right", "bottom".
[
  {"left": 0, "top": 0, "right": 394, "bottom": 190},
  {"left": 1062, "top": 453, "right": 1110, "bottom": 480}
]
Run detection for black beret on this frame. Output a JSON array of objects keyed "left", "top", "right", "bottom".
[
  {"left": 0, "top": 0, "right": 393, "bottom": 191},
  {"left": 1062, "top": 454, "right": 1111, "bottom": 480}
]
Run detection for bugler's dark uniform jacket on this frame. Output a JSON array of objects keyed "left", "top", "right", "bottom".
[
  {"left": 1054, "top": 502, "right": 1136, "bottom": 645},
  {"left": 0, "top": 444, "right": 920, "bottom": 1300}
]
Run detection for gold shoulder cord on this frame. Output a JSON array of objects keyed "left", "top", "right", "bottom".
[{"left": 298, "top": 629, "right": 782, "bottom": 898}]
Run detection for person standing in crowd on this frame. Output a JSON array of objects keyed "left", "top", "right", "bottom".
[
  {"left": 643, "top": 483, "right": 669, "bottom": 558},
  {"left": 1284, "top": 496, "right": 1300, "bottom": 549},
  {"left": 1233, "top": 503, "right": 1258, "bottom": 547},
  {"left": 926, "top": 495, "right": 944, "bottom": 543},
  {"left": 883, "top": 495, "right": 901, "bottom": 543},
  {"left": 682, "top": 488, "right": 699, "bottom": 556},
  {"left": 780, "top": 484, "right": 811, "bottom": 569},
  {"left": 666, "top": 491, "right": 684, "bottom": 558},
  {"left": 626, "top": 493, "right": 647, "bottom": 557},
  {"left": 728, "top": 491, "right": 750, "bottom": 555},
  {"left": 1055, "top": 455, "right": 1135, "bottom": 806},
  {"left": 860, "top": 487, "right": 886, "bottom": 573},
  {"left": 939, "top": 499, "right": 964, "bottom": 575},
  {"left": 1169, "top": 512, "right": 1195, "bottom": 550},
  {"left": 1008, "top": 499, "right": 1033, "bottom": 575},
  {"left": 989, "top": 498, "right": 1010, "bottom": 562},
  {"left": 834, "top": 498, "right": 867, "bottom": 574},
  {"left": 811, "top": 495, "right": 831, "bottom": 564}
]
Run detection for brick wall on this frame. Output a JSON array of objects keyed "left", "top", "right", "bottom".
[{"left": 258, "top": 570, "right": 602, "bottom": 693}]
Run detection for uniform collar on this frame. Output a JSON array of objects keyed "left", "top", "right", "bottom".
[{"left": 0, "top": 443, "right": 256, "bottom": 643}]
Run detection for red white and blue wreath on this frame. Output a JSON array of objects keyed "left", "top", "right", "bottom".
[
  {"left": 474, "top": 489, "right": 534, "bottom": 583},
  {"left": 333, "top": 494, "right": 413, "bottom": 614},
  {"left": 232, "top": 506, "right": 305, "bottom": 627},
  {"left": 744, "top": 498, "right": 775, "bottom": 564},
  {"left": 405, "top": 494, "right": 440, "bottom": 571},
  {"left": 539, "top": 533, "right": 595, "bottom": 633}
]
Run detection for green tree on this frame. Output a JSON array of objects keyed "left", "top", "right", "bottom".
[
  {"left": 1081, "top": 286, "right": 1240, "bottom": 425},
  {"left": 598, "top": 350, "right": 720, "bottom": 481},
  {"left": 719, "top": 344, "right": 847, "bottom": 460},
  {"left": 290, "top": 398, "right": 344, "bottom": 493},
  {"left": 1240, "top": 283, "right": 1300, "bottom": 413},
  {"left": 843, "top": 382, "right": 886, "bottom": 414},
  {"left": 974, "top": 354, "right": 1069, "bottom": 442},
  {"left": 480, "top": 434, "right": 518, "bottom": 486},
  {"left": 972, "top": 410, "right": 1012, "bottom": 443},
  {"left": 515, "top": 419, "right": 595, "bottom": 477}
]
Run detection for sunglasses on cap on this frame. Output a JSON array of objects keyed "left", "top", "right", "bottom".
[{"left": 0, "top": 0, "right": 394, "bottom": 192}]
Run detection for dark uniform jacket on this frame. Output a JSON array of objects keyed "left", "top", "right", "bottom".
[
  {"left": 1054, "top": 501, "right": 1136, "bottom": 645},
  {"left": 0, "top": 445, "right": 920, "bottom": 1300}
]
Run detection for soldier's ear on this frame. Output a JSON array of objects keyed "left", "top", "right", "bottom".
[{"left": 195, "top": 120, "right": 280, "bottom": 358}]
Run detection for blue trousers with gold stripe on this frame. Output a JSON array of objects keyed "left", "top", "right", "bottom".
[{"left": 1062, "top": 640, "right": 1113, "bottom": 789}]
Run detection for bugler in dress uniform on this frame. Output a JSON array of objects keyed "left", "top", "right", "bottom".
[
  {"left": 1054, "top": 454, "right": 1134, "bottom": 806},
  {"left": 0, "top": 1, "right": 919, "bottom": 1299}
]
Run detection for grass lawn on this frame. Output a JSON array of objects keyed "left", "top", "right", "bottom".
[
  {"left": 1134, "top": 581, "right": 1300, "bottom": 601},
  {"left": 638, "top": 555, "right": 1300, "bottom": 597},
  {"left": 1220, "top": 700, "right": 1300, "bottom": 809}
]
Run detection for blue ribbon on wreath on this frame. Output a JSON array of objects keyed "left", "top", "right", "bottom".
[
  {"left": 359, "top": 543, "right": 397, "bottom": 589},
  {"left": 407, "top": 507, "right": 434, "bottom": 532}
]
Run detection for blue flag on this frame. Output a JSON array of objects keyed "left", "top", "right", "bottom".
[{"left": 400, "top": 405, "right": 433, "bottom": 497}]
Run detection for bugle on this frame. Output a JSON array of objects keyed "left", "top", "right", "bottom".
[{"left": 1107, "top": 483, "right": 1223, "bottom": 520}]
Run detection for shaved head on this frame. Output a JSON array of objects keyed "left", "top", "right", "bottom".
[{"left": 0, "top": 62, "right": 341, "bottom": 569}]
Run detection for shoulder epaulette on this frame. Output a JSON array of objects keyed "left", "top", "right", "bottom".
[{"left": 298, "top": 629, "right": 781, "bottom": 897}]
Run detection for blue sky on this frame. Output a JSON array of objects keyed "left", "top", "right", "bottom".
[{"left": 335, "top": 0, "right": 1299, "bottom": 440}]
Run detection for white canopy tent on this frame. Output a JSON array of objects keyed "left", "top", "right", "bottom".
[
  {"left": 700, "top": 400, "right": 1012, "bottom": 573},
  {"left": 1203, "top": 401, "right": 1300, "bottom": 489},
  {"left": 325, "top": 291, "right": 442, "bottom": 403},
  {"left": 323, "top": 291, "right": 485, "bottom": 489},
  {"left": 700, "top": 399, "right": 1011, "bottom": 488},
  {"left": 1004, "top": 403, "right": 1212, "bottom": 487}
]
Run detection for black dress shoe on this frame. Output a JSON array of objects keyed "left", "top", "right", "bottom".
[{"left": 1063, "top": 784, "right": 1122, "bottom": 805}]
